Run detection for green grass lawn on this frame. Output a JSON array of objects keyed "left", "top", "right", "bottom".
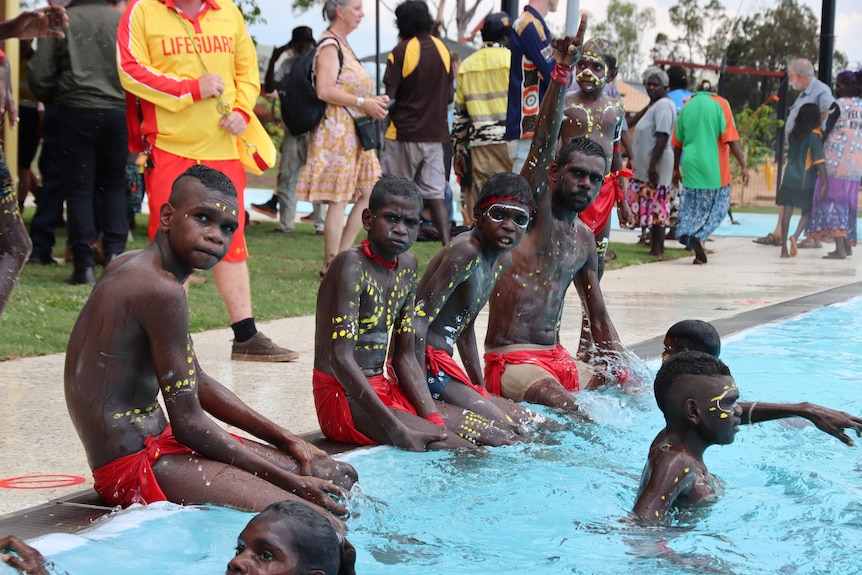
[{"left": 0, "top": 210, "right": 690, "bottom": 360}]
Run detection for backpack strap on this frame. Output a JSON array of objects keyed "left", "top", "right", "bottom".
[{"left": 313, "top": 36, "right": 344, "bottom": 77}]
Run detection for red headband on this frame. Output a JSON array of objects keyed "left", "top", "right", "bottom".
[{"left": 477, "top": 195, "right": 525, "bottom": 211}]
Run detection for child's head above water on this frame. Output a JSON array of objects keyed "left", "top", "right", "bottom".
[
  {"left": 664, "top": 319, "right": 721, "bottom": 359},
  {"left": 654, "top": 351, "right": 735, "bottom": 429},
  {"left": 229, "top": 500, "right": 356, "bottom": 575}
]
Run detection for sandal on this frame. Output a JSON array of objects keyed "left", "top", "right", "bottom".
[{"left": 752, "top": 232, "right": 781, "bottom": 246}]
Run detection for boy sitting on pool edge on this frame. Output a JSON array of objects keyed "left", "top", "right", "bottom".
[
  {"left": 413, "top": 172, "right": 542, "bottom": 432},
  {"left": 312, "top": 175, "right": 519, "bottom": 450},
  {"left": 633, "top": 323, "right": 862, "bottom": 524},
  {"left": 64, "top": 165, "right": 355, "bottom": 522}
]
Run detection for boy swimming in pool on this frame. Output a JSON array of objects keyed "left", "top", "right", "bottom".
[
  {"left": 313, "top": 175, "right": 516, "bottom": 450},
  {"left": 413, "top": 172, "right": 539, "bottom": 430},
  {"left": 633, "top": 328, "right": 862, "bottom": 524},
  {"left": 64, "top": 166, "right": 354, "bottom": 521}
]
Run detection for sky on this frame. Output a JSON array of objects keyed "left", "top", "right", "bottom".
[{"left": 246, "top": 0, "right": 862, "bottom": 71}]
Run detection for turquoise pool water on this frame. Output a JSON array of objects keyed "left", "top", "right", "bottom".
[{"left": 8, "top": 297, "right": 862, "bottom": 574}]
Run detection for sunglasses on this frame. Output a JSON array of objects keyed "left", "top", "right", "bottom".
[{"left": 484, "top": 204, "right": 531, "bottom": 228}]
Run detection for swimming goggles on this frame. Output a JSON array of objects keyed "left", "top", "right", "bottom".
[{"left": 484, "top": 204, "right": 531, "bottom": 228}]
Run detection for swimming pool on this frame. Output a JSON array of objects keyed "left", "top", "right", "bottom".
[{"left": 7, "top": 297, "right": 862, "bottom": 574}]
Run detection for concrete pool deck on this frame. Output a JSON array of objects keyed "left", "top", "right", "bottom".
[{"left": 1, "top": 227, "right": 860, "bottom": 538}]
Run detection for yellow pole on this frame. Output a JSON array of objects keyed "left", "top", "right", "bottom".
[{"left": 3, "top": 0, "right": 20, "bottom": 187}]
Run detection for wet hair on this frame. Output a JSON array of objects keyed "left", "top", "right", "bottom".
[
  {"left": 170, "top": 165, "right": 236, "bottom": 203},
  {"left": 322, "top": 0, "right": 352, "bottom": 22},
  {"left": 789, "top": 103, "right": 821, "bottom": 143},
  {"left": 836, "top": 70, "right": 862, "bottom": 98},
  {"left": 666, "top": 320, "right": 720, "bottom": 357},
  {"left": 654, "top": 351, "right": 731, "bottom": 416},
  {"left": 255, "top": 501, "right": 356, "bottom": 575},
  {"left": 368, "top": 175, "right": 422, "bottom": 213},
  {"left": 476, "top": 172, "right": 536, "bottom": 213},
  {"left": 642, "top": 66, "right": 669, "bottom": 87},
  {"left": 788, "top": 58, "right": 815, "bottom": 79},
  {"left": 555, "top": 136, "right": 608, "bottom": 170},
  {"left": 667, "top": 65, "right": 688, "bottom": 91},
  {"left": 395, "top": 0, "right": 434, "bottom": 39}
]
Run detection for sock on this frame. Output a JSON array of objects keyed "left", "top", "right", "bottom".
[{"left": 231, "top": 317, "right": 257, "bottom": 343}]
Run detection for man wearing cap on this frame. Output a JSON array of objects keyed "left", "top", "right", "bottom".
[
  {"left": 252, "top": 26, "right": 325, "bottom": 235},
  {"left": 451, "top": 12, "right": 513, "bottom": 226}
]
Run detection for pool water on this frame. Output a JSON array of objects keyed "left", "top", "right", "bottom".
[{"left": 8, "top": 297, "right": 862, "bottom": 574}]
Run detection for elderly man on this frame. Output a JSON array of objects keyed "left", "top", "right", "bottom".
[{"left": 753, "top": 58, "right": 839, "bottom": 248}]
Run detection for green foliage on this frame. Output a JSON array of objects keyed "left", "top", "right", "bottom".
[
  {"left": 592, "top": 0, "right": 656, "bottom": 81},
  {"left": 733, "top": 103, "right": 783, "bottom": 182},
  {"left": 235, "top": 0, "right": 266, "bottom": 27},
  {"left": 665, "top": 0, "right": 727, "bottom": 66}
]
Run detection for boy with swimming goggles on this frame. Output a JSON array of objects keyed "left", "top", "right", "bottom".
[{"left": 414, "top": 172, "right": 544, "bottom": 435}]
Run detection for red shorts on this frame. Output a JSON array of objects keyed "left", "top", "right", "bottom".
[
  {"left": 483, "top": 343, "right": 580, "bottom": 397},
  {"left": 312, "top": 369, "right": 417, "bottom": 445},
  {"left": 144, "top": 147, "right": 248, "bottom": 262}
]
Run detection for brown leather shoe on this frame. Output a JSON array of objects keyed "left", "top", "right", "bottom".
[{"left": 231, "top": 332, "right": 299, "bottom": 362}]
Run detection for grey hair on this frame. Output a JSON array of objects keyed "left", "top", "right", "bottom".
[
  {"left": 788, "top": 59, "right": 815, "bottom": 78},
  {"left": 642, "top": 66, "right": 669, "bottom": 87},
  {"left": 322, "top": 0, "right": 351, "bottom": 22}
]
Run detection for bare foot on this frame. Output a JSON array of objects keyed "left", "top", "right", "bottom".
[
  {"left": 823, "top": 252, "right": 847, "bottom": 260},
  {"left": 789, "top": 236, "right": 798, "bottom": 257},
  {"left": 691, "top": 238, "right": 708, "bottom": 264},
  {"left": 780, "top": 251, "right": 790, "bottom": 258}
]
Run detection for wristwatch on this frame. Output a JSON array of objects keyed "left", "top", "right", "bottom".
[{"left": 356, "top": 97, "right": 364, "bottom": 110}]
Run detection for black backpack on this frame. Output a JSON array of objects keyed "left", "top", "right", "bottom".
[{"left": 278, "top": 38, "right": 343, "bottom": 137}]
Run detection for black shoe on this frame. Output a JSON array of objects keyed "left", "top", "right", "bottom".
[
  {"left": 65, "top": 267, "right": 96, "bottom": 285},
  {"left": 27, "top": 255, "right": 57, "bottom": 265},
  {"left": 251, "top": 201, "right": 278, "bottom": 218}
]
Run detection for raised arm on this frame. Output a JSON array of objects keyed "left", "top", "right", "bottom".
[
  {"left": 520, "top": 17, "right": 587, "bottom": 192},
  {"left": 740, "top": 401, "right": 862, "bottom": 446},
  {"left": 263, "top": 44, "right": 288, "bottom": 94}
]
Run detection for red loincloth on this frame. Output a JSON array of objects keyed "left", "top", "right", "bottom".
[
  {"left": 312, "top": 369, "right": 417, "bottom": 445},
  {"left": 483, "top": 343, "right": 580, "bottom": 396},
  {"left": 425, "top": 345, "right": 490, "bottom": 398},
  {"left": 578, "top": 169, "right": 633, "bottom": 235},
  {"left": 92, "top": 424, "right": 195, "bottom": 507}
]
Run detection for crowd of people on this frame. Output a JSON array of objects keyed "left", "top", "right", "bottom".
[{"left": 1, "top": 1, "right": 862, "bottom": 573}]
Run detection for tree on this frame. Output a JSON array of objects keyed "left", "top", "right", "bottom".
[
  {"left": 591, "top": 0, "right": 655, "bottom": 81},
  {"left": 664, "top": 0, "right": 728, "bottom": 65},
  {"left": 236, "top": 0, "right": 265, "bottom": 28}
]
